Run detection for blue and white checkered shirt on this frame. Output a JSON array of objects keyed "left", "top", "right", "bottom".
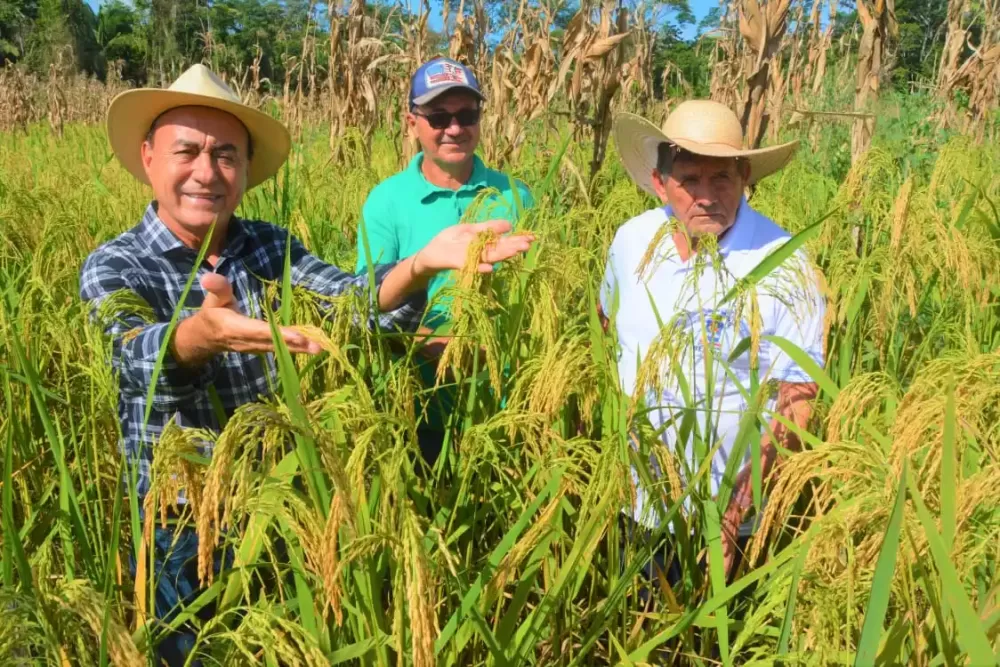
[{"left": 80, "top": 203, "right": 426, "bottom": 502}]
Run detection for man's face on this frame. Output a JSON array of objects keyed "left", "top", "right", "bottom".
[
  {"left": 407, "top": 91, "right": 481, "bottom": 167},
  {"left": 653, "top": 153, "right": 749, "bottom": 239},
  {"left": 141, "top": 106, "right": 249, "bottom": 237}
]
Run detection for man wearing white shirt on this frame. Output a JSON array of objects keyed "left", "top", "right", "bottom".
[{"left": 600, "top": 100, "right": 825, "bottom": 579}]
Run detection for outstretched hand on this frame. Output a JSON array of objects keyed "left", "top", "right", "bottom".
[
  {"left": 171, "top": 273, "right": 321, "bottom": 368},
  {"left": 413, "top": 220, "right": 535, "bottom": 275}
]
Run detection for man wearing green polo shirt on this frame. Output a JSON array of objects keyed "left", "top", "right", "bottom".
[{"left": 355, "top": 57, "right": 533, "bottom": 463}]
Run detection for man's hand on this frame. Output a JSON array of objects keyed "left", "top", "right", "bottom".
[
  {"left": 718, "top": 381, "right": 818, "bottom": 578},
  {"left": 378, "top": 220, "right": 535, "bottom": 312},
  {"left": 413, "top": 220, "right": 534, "bottom": 275},
  {"left": 720, "top": 445, "right": 777, "bottom": 577},
  {"left": 171, "top": 273, "right": 321, "bottom": 368}
]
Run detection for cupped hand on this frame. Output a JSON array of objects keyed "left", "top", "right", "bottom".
[
  {"left": 201, "top": 306, "right": 321, "bottom": 356},
  {"left": 189, "top": 273, "right": 321, "bottom": 358},
  {"left": 413, "top": 220, "right": 535, "bottom": 275}
]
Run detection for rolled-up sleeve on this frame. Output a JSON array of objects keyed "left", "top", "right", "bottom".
[
  {"left": 287, "top": 235, "right": 427, "bottom": 332},
  {"left": 80, "top": 252, "right": 214, "bottom": 410}
]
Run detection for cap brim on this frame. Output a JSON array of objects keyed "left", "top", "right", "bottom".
[
  {"left": 107, "top": 89, "right": 291, "bottom": 189},
  {"left": 611, "top": 112, "right": 799, "bottom": 196},
  {"left": 412, "top": 84, "right": 485, "bottom": 107}
]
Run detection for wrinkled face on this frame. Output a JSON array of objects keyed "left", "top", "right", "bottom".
[
  {"left": 141, "top": 106, "right": 250, "bottom": 238},
  {"left": 652, "top": 153, "right": 749, "bottom": 239},
  {"left": 406, "top": 90, "right": 481, "bottom": 167}
]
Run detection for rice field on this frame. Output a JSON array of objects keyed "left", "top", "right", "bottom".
[{"left": 2, "top": 94, "right": 1000, "bottom": 665}]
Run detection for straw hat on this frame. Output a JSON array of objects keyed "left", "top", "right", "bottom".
[
  {"left": 107, "top": 64, "right": 290, "bottom": 189},
  {"left": 613, "top": 100, "right": 798, "bottom": 197}
]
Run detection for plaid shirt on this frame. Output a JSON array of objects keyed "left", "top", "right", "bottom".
[{"left": 80, "top": 203, "right": 426, "bottom": 502}]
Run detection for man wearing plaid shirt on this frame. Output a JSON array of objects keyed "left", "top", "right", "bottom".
[{"left": 81, "top": 64, "right": 533, "bottom": 666}]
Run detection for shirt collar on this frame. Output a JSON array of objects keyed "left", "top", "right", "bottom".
[
  {"left": 410, "top": 151, "right": 488, "bottom": 202},
  {"left": 717, "top": 197, "right": 752, "bottom": 255},
  {"left": 660, "top": 196, "right": 751, "bottom": 257},
  {"left": 138, "top": 202, "right": 188, "bottom": 256},
  {"left": 137, "top": 201, "right": 248, "bottom": 259}
]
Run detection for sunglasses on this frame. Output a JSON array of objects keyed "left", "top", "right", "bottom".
[{"left": 413, "top": 107, "right": 481, "bottom": 130}]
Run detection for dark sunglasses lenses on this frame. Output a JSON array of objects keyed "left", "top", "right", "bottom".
[{"left": 424, "top": 108, "right": 480, "bottom": 129}]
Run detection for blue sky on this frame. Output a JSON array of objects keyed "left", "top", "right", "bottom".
[{"left": 84, "top": 0, "right": 715, "bottom": 41}]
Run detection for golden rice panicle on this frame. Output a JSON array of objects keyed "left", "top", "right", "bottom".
[
  {"left": 631, "top": 313, "right": 688, "bottom": 410},
  {"left": 825, "top": 371, "right": 899, "bottom": 442},
  {"left": 888, "top": 176, "right": 913, "bottom": 253},
  {"left": 486, "top": 491, "right": 562, "bottom": 599},
  {"left": 837, "top": 146, "right": 899, "bottom": 225},
  {"left": 403, "top": 506, "right": 437, "bottom": 667},
  {"left": 197, "top": 603, "right": 328, "bottom": 666},
  {"left": 508, "top": 329, "right": 598, "bottom": 428},
  {"left": 320, "top": 492, "right": 347, "bottom": 625},
  {"left": 47, "top": 578, "right": 144, "bottom": 667},
  {"left": 636, "top": 218, "right": 677, "bottom": 281},
  {"left": 928, "top": 134, "right": 990, "bottom": 200},
  {"left": 144, "top": 421, "right": 209, "bottom": 529},
  {"left": 436, "top": 286, "right": 502, "bottom": 393},
  {"left": 196, "top": 403, "right": 279, "bottom": 584}
]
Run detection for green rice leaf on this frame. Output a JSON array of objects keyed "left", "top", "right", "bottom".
[
  {"left": 142, "top": 222, "right": 215, "bottom": 435},
  {"left": 435, "top": 467, "right": 564, "bottom": 655},
  {"left": 719, "top": 209, "right": 835, "bottom": 306},
  {"left": 854, "top": 460, "right": 907, "bottom": 666},
  {"left": 703, "top": 502, "right": 731, "bottom": 666},
  {"left": 941, "top": 386, "right": 957, "bottom": 624},
  {"left": 762, "top": 334, "right": 839, "bottom": 400},
  {"left": 906, "top": 474, "right": 997, "bottom": 665},
  {"left": 777, "top": 536, "right": 810, "bottom": 657},
  {"left": 281, "top": 225, "right": 294, "bottom": 326}
]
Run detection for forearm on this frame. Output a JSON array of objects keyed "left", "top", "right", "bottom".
[
  {"left": 376, "top": 254, "right": 432, "bottom": 312},
  {"left": 729, "top": 383, "right": 817, "bottom": 514}
]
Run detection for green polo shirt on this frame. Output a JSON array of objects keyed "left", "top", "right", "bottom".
[
  {"left": 355, "top": 152, "right": 534, "bottom": 431},
  {"left": 356, "top": 152, "right": 533, "bottom": 321}
]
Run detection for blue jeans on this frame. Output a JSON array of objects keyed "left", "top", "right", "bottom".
[{"left": 130, "top": 523, "right": 229, "bottom": 666}]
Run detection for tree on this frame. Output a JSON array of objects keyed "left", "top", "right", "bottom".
[
  {"left": 0, "top": 0, "right": 38, "bottom": 64},
  {"left": 26, "top": 0, "right": 100, "bottom": 74},
  {"left": 96, "top": 0, "right": 147, "bottom": 82},
  {"left": 892, "top": 0, "right": 948, "bottom": 89}
]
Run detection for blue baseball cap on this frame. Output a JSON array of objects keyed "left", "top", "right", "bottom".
[{"left": 409, "top": 58, "right": 484, "bottom": 109}]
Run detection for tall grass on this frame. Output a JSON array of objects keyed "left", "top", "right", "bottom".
[{"left": 1, "top": 107, "right": 999, "bottom": 665}]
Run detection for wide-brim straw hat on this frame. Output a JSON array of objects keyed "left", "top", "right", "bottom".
[
  {"left": 613, "top": 100, "right": 799, "bottom": 197},
  {"left": 107, "top": 64, "right": 290, "bottom": 189}
]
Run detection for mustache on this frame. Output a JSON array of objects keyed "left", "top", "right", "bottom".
[{"left": 690, "top": 208, "right": 722, "bottom": 217}]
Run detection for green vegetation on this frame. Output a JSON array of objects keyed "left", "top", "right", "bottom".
[{"left": 1, "top": 86, "right": 999, "bottom": 664}]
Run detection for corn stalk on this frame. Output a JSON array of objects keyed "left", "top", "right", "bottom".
[
  {"left": 736, "top": 0, "right": 792, "bottom": 148},
  {"left": 786, "top": 0, "right": 808, "bottom": 106},
  {"left": 936, "top": 0, "right": 1000, "bottom": 139},
  {"left": 810, "top": 0, "right": 837, "bottom": 95},
  {"left": 852, "top": 0, "right": 898, "bottom": 162},
  {"left": 937, "top": 0, "right": 970, "bottom": 95},
  {"left": 709, "top": 1, "right": 743, "bottom": 111}
]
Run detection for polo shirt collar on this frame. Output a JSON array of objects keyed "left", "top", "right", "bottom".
[
  {"left": 410, "top": 151, "right": 488, "bottom": 202},
  {"left": 661, "top": 196, "right": 752, "bottom": 257}
]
